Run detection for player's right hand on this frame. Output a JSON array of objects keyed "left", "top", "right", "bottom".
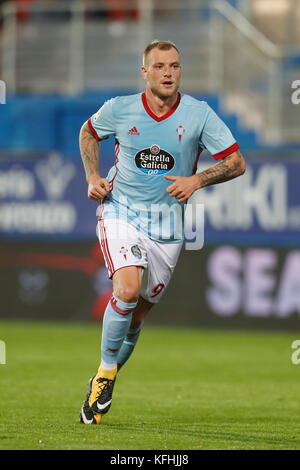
[{"left": 87, "top": 174, "right": 110, "bottom": 201}]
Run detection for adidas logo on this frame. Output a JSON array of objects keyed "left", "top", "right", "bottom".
[{"left": 128, "top": 126, "right": 140, "bottom": 135}]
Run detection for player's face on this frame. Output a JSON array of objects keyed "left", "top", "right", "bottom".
[{"left": 141, "top": 48, "right": 181, "bottom": 99}]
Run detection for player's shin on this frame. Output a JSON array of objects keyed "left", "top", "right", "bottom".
[
  {"left": 116, "top": 322, "right": 144, "bottom": 370},
  {"left": 100, "top": 295, "right": 138, "bottom": 369}
]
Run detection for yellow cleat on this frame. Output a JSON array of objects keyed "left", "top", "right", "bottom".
[
  {"left": 79, "top": 377, "right": 104, "bottom": 424},
  {"left": 89, "top": 366, "right": 118, "bottom": 415},
  {"left": 93, "top": 413, "right": 103, "bottom": 424}
]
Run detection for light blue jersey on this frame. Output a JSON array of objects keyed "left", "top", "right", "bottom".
[{"left": 88, "top": 92, "right": 239, "bottom": 242}]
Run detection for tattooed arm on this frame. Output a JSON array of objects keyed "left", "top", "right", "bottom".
[
  {"left": 165, "top": 150, "right": 246, "bottom": 202},
  {"left": 195, "top": 150, "right": 246, "bottom": 188},
  {"left": 79, "top": 121, "right": 110, "bottom": 201}
]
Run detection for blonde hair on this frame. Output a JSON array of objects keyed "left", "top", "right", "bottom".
[{"left": 143, "top": 40, "right": 180, "bottom": 66}]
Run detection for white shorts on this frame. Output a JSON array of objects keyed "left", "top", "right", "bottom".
[{"left": 97, "top": 218, "right": 182, "bottom": 304}]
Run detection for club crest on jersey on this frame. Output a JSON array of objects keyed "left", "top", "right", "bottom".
[
  {"left": 176, "top": 125, "right": 186, "bottom": 142},
  {"left": 135, "top": 144, "right": 175, "bottom": 175},
  {"left": 131, "top": 245, "right": 142, "bottom": 259}
]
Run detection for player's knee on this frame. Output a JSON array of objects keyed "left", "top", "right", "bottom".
[{"left": 114, "top": 285, "right": 139, "bottom": 303}]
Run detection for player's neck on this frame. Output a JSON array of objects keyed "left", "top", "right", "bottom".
[{"left": 144, "top": 88, "right": 179, "bottom": 118}]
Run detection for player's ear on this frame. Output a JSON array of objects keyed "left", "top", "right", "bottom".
[{"left": 140, "top": 66, "right": 147, "bottom": 80}]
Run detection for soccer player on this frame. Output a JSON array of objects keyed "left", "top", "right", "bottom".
[{"left": 79, "top": 40, "right": 246, "bottom": 424}]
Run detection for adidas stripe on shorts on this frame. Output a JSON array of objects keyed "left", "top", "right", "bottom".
[{"left": 96, "top": 218, "right": 182, "bottom": 304}]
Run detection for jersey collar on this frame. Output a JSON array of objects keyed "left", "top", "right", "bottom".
[{"left": 141, "top": 92, "right": 181, "bottom": 122}]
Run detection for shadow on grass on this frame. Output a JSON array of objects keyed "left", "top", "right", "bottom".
[{"left": 97, "top": 422, "right": 300, "bottom": 448}]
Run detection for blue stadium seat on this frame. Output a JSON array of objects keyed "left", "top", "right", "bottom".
[{"left": 0, "top": 91, "right": 259, "bottom": 156}]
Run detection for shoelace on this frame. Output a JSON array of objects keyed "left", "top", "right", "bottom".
[{"left": 96, "top": 377, "right": 113, "bottom": 398}]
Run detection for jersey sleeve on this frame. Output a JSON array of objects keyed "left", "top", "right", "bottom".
[
  {"left": 88, "top": 99, "right": 116, "bottom": 141},
  {"left": 200, "top": 104, "right": 240, "bottom": 160}
]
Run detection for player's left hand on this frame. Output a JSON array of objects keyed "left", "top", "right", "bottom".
[{"left": 164, "top": 175, "right": 200, "bottom": 202}]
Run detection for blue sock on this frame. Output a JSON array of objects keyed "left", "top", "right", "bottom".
[
  {"left": 101, "top": 295, "right": 138, "bottom": 367},
  {"left": 117, "top": 322, "right": 144, "bottom": 369}
]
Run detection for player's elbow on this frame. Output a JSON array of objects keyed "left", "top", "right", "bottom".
[
  {"left": 238, "top": 155, "right": 246, "bottom": 176},
  {"left": 232, "top": 151, "right": 246, "bottom": 177}
]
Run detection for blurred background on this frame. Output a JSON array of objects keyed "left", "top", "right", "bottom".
[{"left": 0, "top": 0, "right": 300, "bottom": 330}]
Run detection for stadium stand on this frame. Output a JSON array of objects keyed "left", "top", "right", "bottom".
[{"left": 0, "top": 0, "right": 299, "bottom": 149}]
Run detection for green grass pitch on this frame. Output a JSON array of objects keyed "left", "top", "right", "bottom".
[{"left": 0, "top": 320, "right": 300, "bottom": 450}]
